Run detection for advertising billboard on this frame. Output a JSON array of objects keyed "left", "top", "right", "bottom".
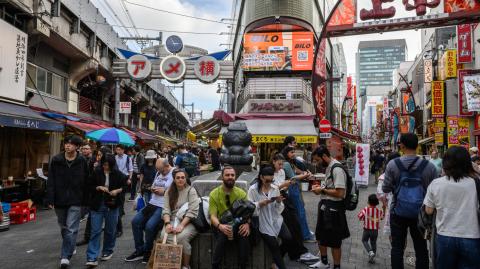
[
  {"left": 242, "top": 31, "right": 314, "bottom": 71},
  {"left": 0, "top": 19, "right": 28, "bottom": 102}
]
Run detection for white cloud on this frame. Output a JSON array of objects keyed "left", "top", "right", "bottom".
[{"left": 92, "top": 0, "right": 232, "bottom": 119}]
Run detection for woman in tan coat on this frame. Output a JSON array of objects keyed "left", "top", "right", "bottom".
[{"left": 161, "top": 169, "right": 200, "bottom": 269}]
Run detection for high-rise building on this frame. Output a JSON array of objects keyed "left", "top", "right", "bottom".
[{"left": 356, "top": 39, "right": 407, "bottom": 133}]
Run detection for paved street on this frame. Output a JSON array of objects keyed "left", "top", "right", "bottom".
[{"left": 0, "top": 178, "right": 420, "bottom": 269}]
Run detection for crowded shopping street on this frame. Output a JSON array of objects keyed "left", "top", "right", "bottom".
[{"left": 1, "top": 1, "right": 480, "bottom": 269}]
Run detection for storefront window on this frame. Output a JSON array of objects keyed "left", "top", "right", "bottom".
[{"left": 68, "top": 90, "right": 78, "bottom": 114}]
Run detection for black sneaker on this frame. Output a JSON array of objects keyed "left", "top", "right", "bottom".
[
  {"left": 142, "top": 252, "right": 151, "bottom": 264},
  {"left": 125, "top": 251, "right": 144, "bottom": 262}
]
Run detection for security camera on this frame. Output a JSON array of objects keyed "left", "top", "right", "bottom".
[{"left": 477, "top": 38, "right": 480, "bottom": 44}]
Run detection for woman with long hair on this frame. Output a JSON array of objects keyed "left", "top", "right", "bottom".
[
  {"left": 160, "top": 169, "right": 199, "bottom": 269},
  {"left": 424, "top": 146, "right": 480, "bottom": 269},
  {"left": 248, "top": 165, "right": 293, "bottom": 269},
  {"left": 85, "top": 154, "right": 126, "bottom": 267},
  {"left": 281, "top": 147, "right": 315, "bottom": 242},
  {"left": 272, "top": 153, "right": 318, "bottom": 263}
]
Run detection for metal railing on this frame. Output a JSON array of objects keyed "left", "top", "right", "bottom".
[{"left": 237, "top": 78, "right": 313, "bottom": 110}]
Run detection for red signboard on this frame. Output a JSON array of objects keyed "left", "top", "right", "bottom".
[
  {"left": 319, "top": 119, "right": 332, "bottom": 133},
  {"left": 457, "top": 24, "right": 473, "bottom": 63},
  {"left": 329, "top": 0, "right": 356, "bottom": 26},
  {"left": 445, "top": 0, "right": 480, "bottom": 13},
  {"left": 459, "top": 69, "right": 480, "bottom": 116}
]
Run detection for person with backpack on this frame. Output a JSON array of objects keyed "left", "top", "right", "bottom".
[
  {"left": 115, "top": 144, "right": 133, "bottom": 238},
  {"left": 175, "top": 144, "right": 199, "bottom": 178},
  {"left": 309, "top": 146, "right": 352, "bottom": 269},
  {"left": 382, "top": 133, "right": 439, "bottom": 269},
  {"left": 423, "top": 146, "right": 480, "bottom": 269}
]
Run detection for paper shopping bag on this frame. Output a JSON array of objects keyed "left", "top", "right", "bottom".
[{"left": 152, "top": 232, "right": 182, "bottom": 269}]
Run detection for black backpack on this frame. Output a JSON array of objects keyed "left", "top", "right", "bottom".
[{"left": 330, "top": 163, "right": 359, "bottom": 211}]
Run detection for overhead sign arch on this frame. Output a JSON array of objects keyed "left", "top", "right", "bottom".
[{"left": 312, "top": 0, "right": 480, "bottom": 123}]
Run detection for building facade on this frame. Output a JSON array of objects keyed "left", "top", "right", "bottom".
[
  {"left": 0, "top": 0, "right": 188, "bottom": 179},
  {"left": 357, "top": 39, "right": 407, "bottom": 135}
]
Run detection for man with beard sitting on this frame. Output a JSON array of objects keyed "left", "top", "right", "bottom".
[{"left": 209, "top": 166, "right": 251, "bottom": 269}]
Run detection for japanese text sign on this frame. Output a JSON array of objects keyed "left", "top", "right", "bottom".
[
  {"left": 160, "top": 55, "right": 186, "bottom": 83},
  {"left": 242, "top": 32, "right": 313, "bottom": 71},
  {"left": 424, "top": 59, "right": 433, "bottom": 83},
  {"left": 127, "top": 54, "right": 152, "bottom": 81},
  {"left": 119, "top": 102, "right": 131, "bottom": 114},
  {"left": 431, "top": 81, "right": 444, "bottom": 118},
  {"left": 251, "top": 135, "right": 317, "bottom": 144},
  {"left": 443, "top": 50, "right": 457, "bottom": 79},
  {"left": 447, "top": 116, "right": 470, "bottom": 148},
  {"left": 249, "top": 100, "right": 303, "bottom": 113},
  {"left": 194, "top": 56, "right": 220, "bottom": 83},
  {"left": 457, "top": 24, "right": 473, "bottom": 63}
]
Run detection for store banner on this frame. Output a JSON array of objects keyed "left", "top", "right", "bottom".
[
  {"left": 457, "top": 24, "right": 473, "bottom": 63},
  {"left": 251, "top": 135, "right": 317, "bottom": 144},
  {"left": 447, "top": 116, "right": 470, "bottom": 148},
  {"left": 329, "top": 0, "right": 356, "bottom": 26},
  {"left": 432, "top": 81, "right": 444, "bottom": 117},
  {"left": 464, "top": 75, "right": 480, "bottom": 111},
  {"left": 354, "top": 143, "right": 370, "bottom": 186},
  {"left": 458, "top": 69, "right": 479, "bottom": 116},
  {"left": 242, "top": 32, "right": 313, "bottom": 71},
  {"left": 424, "top": 59, "right": 433, "bottom": 83},
  {"left": 445, "top": 50, "right": 457, "bottom": 78}
]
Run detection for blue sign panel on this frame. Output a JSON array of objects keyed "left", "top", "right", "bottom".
[{"left": 0, "top": 115, "right": 64, "bottom": 132}]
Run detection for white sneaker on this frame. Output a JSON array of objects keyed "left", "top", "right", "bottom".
[
  {"left": 85, "top": 260, "right": 98, "bottom": 267},
  {"left": 299, "top": 252, "right": 320, "bottom": 262},
  {"left": 60, "top": 258, "right": 70, "bottom": 268},
  {"left": 368, "top": 251, "right": 376, "bottom": 263},
  {"left": 308, "top": 261, "right": 330, "bottom": 268},
  {"left": 73, "top": 249, "right": 76, "bottom": 255}
]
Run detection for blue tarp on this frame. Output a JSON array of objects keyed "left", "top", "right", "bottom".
[{"left": 42, "top": 112, "right": 80, "bottom": 121}]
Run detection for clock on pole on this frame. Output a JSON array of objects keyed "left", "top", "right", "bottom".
[{"left": 165, "top": 35, "right": 184, "bottom": 54}]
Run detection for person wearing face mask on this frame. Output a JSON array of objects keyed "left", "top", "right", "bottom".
[{"left": 209, "top": 166, "right": 251, "bottom": 269}]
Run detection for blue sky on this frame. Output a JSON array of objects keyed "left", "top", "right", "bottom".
[{"left": 92, "top": 0, "right": 233, "bottom": 119}]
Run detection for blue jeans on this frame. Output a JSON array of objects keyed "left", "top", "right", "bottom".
[
  {"left": 55, "top": 206, "right": 81, "bottom": 259},
  {"left": 131, "top": 205, "right": 163, "bottom": 253},
  {"left": 288, "top": 184, "right": 311, "bottom": 240},
  {"left": 86, "top": 202, "right": 120, "bottom": 261},
  {"left": 436, "top": 234, "right": 480, "bottom": 269}
]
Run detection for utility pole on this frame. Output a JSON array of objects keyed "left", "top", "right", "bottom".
[{"left": 169, "top": 82, "right": 185, "bottom": 107}]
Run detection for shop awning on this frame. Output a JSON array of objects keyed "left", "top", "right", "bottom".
[
  {"left": 331, "top": 127, "right": 362, "bottom": 142},
  {"left": 121, "top": 127, "right": 157, "bottom": 142},
  {"left": 418, "top": 136, "right": 435, "bottom": 145},
  {"left": 66, "top": 120, "right": 111, "bottom": 133},
  {"left": 241, "top": 119, "right": 317, "bottom": 136},
  {"left": 0, "top": 101, "right": 64, "bottom": 132},
  {"left": 238, "top": 119, "right": 318, "bottom": 144}
]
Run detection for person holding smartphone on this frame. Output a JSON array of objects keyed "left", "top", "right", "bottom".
[{"left": 248, "top": 165, "right": 293, "bottom": 269}]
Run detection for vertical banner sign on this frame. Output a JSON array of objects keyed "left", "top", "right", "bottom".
[
  {"left": 458, "top": 69, "right": 479, "bottom": 116},
  {"left": 424, "top": 59, "right": 433, "bottom": 83},
  {"left": 355, "top": 144, "right": 370, "bottom": 186},
  {"left": 431, "top": 81, "right": 444, "bottom": 117},
  {"left": 448, "top": 116, "right": 459, "bottom": 147},
  {"left": 457, "top": 25, "right": 473, "bottom": 63},
  {"left": 445, "top": 50, "right": 457, "bottom": 78},
  {"left": 464, "top": 75, "right": 480, "bottom": 112},
  {"left": 458, "top": 117, "right": 470, "bottom": 149},
  {"left": 434, "top": 118, "right": 445, "bottom": 146}
]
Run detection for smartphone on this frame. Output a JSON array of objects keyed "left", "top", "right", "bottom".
[{"left": 270, "top": 196, "right": 279, "bottom": 201}]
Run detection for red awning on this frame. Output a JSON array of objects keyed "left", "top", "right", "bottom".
[
  {"left": 331, "top": 127, "right": 361, "bottom": 142},
  {"left": 121, "top": 127, "right": 157, "bottom": 142},
  {"left": 66, "top": 120, "right": 110, "bottom": 133}
]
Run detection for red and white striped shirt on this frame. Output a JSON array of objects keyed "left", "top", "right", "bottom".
[{"left": 358, "top": 206, "right": 384, "bottom": 230}]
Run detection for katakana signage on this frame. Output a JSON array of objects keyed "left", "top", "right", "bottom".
[
  {"left": 194, "top": 56, "right": 220, "bottom": 83},
  {"left": 447, "top": 116, "right": 470, "bottom": 148},
  {"left": 424, "top": 59, "right": 432, "bottom": 83},
  {"left": 249, "top": 100, "right": 303, "bottom": 113},
  {"left": 160, "top": 55, "right": 186, "bottom": 83},
  {"left": 127, "top": 54, "right": 152, "bottom": 81},
  {"left": 431, "top": 81, "right": 444, "bottom": 118}
]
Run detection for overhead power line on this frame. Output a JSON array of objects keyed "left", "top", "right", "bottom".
[
  {"left": 119, "top": 0, "right": 141, "bottom": 37},
  {"left": 82, "top": 20, "right": 223, "bottom": 35},
  {"left": 124, "top": 0, "right": 234, "bottom": 25}
]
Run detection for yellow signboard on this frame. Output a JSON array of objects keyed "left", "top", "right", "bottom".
[
  {"left": 439, "top": 49, "right": 457, "bottom": 80},
  {"left": 252, "top": 135, "right": 317, "bottom": 144},
  {"left": 431, "top": 81, "right": 444, "bottom": 117},
  {"left": 139, "top": 112, "right": 147, "bottom": 119},
  {"left": 148, "top": 120, "right": 155, "bottom": 131}
]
